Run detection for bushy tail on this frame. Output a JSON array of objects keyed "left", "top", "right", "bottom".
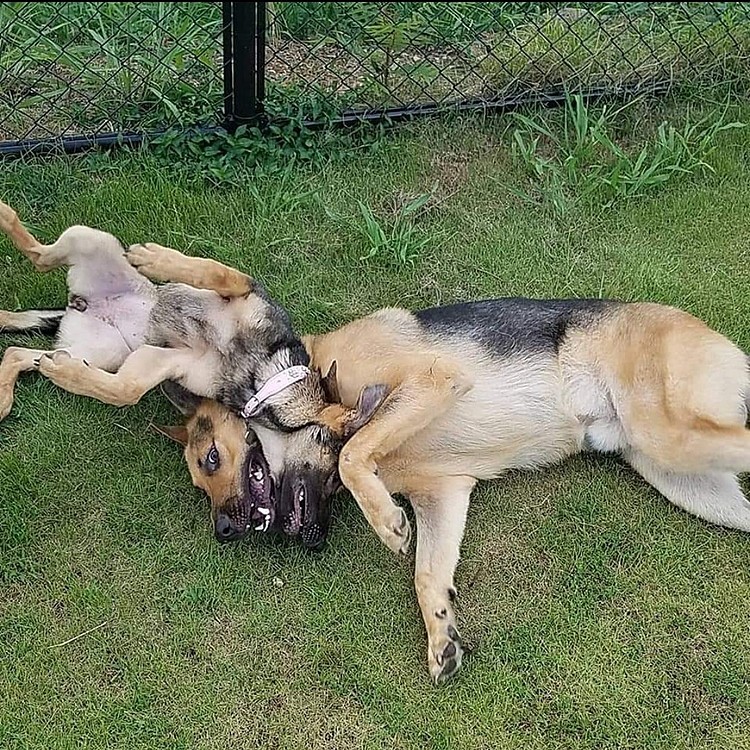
[{"left": 0, "top": 309, "right": 64, "bottom": 335}]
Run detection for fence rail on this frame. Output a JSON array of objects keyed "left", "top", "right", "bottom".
[{"left": 1, "top": 2, "right": 748, "bottom": 155}]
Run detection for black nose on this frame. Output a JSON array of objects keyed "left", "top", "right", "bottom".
[
  {"left": 300, "top": 523, "right": 326, "bottom": 552},
  {"left": 214, "top": 513, "right": 234, "bottom": 542}
]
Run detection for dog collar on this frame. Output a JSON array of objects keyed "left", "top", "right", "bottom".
[{"left": 241, "top": 365, "right": 311, "bottom": 419}]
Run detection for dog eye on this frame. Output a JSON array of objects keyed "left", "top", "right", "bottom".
[{"left": 205, "top": 445, "right": 220, "bottom": 474}]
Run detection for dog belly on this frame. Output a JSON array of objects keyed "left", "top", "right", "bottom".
[
  {"left": 85, "top": 294, "right": 153, "bottom": 351},
  {"left": 402, "top": 415, "right": 583, "bottom": 480},
  {"left": 388, "top": 356, "right": 585, "bottom": 481},
  {"left": 56, "top": 311, "right": 133, "bottom": 371},
  {"left": 54, "top": 294, "right": 154, "bottom": 372}
]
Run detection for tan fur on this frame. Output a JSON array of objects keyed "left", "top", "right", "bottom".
[
  {"left": 126, "top": 242, "right": 254, "bottom": 299},
  {"left": 156, "top": 401, "right": 253, "bottom": 525},
  {"left": 293, "top": 302, "right": 750, "bottom": 682},
  {"left": 184, "top": 401, "right": 249, "bottom": 516},
  {"left": 0, "top": 346, "right": 47, "bottom": 419},
  {"left": 37, "top": 346, "right": 199, "bottom": 407}
]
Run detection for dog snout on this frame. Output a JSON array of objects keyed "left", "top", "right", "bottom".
[{"left": 214, "top": 512, "right": 238, "bottom": 543}]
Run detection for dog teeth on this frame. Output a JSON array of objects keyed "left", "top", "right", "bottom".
[
  {"left": 245, "top": 523, "right": 251, "bottom": 531},
  {"left": 254, "top": 522, "right": 265, "bottom": 531},
  {"left": 258, "top": 507, "right": 270, "bottom": 517},
  {"left": 252, "top": 467, "right": 264, "bottom": 482}
]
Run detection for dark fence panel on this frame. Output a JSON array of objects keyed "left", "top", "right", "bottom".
[
  {"left": 0, "top": 1, "right": 226, "bottom": 153},
  {"left": 264, "top": 2, "right": 750, "bottom": 122},
  {"left": 1, "top": 2, "right": 748, "bottom": 154}
]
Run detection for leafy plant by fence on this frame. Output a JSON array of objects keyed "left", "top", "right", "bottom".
[{"left": 1, "top": 2, "right": 749, "bottom": 155}]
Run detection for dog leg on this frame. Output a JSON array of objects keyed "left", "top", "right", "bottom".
[
  {"left": 36, "top": 346, "right": 197, "bottom": 407},
  {"left": 412, "top": 476, "right": 475, "bottom": 684},
  {"left": 339, "top": 362, "right": 471, "bottom": 555},
  {"left": 0, "top": 347, "right": 49, "bottom": 420},
  {"left": 0, "top": 200, "right": 128, "bottom": 274},
  {"left": 126, "top": 242, "right": 253, "bottom": 298},
  {"left": 624, "top": 449, "right": 750, "bottom": 532},
  {"left": 0, "top": 201, "right": 46, "bottom": 267}
]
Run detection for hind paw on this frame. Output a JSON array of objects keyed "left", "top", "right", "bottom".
[{"left": 37, "top": 350, "right": 89, "bottom": 390}]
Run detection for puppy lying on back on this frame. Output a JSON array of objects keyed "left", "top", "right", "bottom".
[{"left": 0, "top": 199, "right": 351, "bottom": 550}]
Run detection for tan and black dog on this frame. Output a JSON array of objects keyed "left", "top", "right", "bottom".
[{"left": 116, "top": 244, "right": 750, "bottom": 685}]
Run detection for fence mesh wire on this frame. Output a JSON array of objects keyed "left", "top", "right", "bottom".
[
  {"left": 265, "top": 2, "right": 750, "bottom": 119},
  {"left": 0, "top": 1, "right": 224, "bottom": 146},
  {"left": 1, "top": 2, "right": 749, "bottom": 151}
]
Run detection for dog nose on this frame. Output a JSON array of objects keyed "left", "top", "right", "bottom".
[{"left": 214, "top": 513, "right": 234, "bottom": 542}]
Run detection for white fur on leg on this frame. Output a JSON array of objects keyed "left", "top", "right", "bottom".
[{"left": 625, "top": 449, "right": 750, "bottom": 532}]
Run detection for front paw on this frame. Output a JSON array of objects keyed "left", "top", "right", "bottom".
[
  {"left": 428, "top": 623, "right": 465, "bottom": 684},
  {"left": 375, "top": 505, "right": 412, "bottom": 556},
  {"left": 37, "top": 350, "right": 89, "bottom": 388},
  {"left": 126, "top": 242, "right": 177, "bottom": 281}
]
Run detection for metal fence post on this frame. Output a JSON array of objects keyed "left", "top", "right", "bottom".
[{"left": 223, "top": 1, "right": 266, "bottom": 130}]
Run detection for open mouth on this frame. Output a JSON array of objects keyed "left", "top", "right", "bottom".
[
  {"left": 242, "top": 445, "right": 275, "bottom": 534},
  {"left": 283, "top": 485, "right": 306, "bottom": 536}
]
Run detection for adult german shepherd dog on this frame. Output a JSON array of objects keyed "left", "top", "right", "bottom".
[{"left": 4, "top": 202, "right": 750, "bottom": 684}]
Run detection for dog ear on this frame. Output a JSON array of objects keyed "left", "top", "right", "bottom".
[
  {"left": 321, "top": 360, "right": 340, "bottom": 403},
  {"left": 315, "top": 383, "right": 390, "bottom": 438},
  {"left": 161, "top": 380, "right": 201, "bottom": 416},
  {"left": 150, "top": 423, "right": 189, "bottom": 446},
  {"left": 344, "top": 383, "right": 390, "bottom": 438}
]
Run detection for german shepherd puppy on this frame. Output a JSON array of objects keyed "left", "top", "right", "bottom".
[
  {"left": 0, "top": 311, "right": 266, "bottom": 541},
  {"left": 119, "top": 246, "right": 750, "bottom": 685},
  {"left": 0, "top": 199, "right": 349, "bottom": 550}
]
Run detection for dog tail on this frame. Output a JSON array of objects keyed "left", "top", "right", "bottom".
[{"left": 0, "top": 309, "right": 64, "bottom": 335}]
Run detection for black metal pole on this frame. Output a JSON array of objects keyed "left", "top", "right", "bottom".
[
  {"left": 223, "top": 1, "right": 266, "bottom": 130},
  {"left": 256, "top": 1, "right": 266, "bottom": 114},
  {"left": 222, "top": 1, "right": 235, "bottom": 127}
]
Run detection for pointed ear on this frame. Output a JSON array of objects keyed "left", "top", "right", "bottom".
[
  {"left": 344, "top": 383, "right": 390, "bottom": 438},
  {"left": 150, "top": 423, "right": 189, "bottom": 446},
  {"left": 160, "top": 380, "right": 201, "bottom": 417},
  {"left": 321, "top": 360, "right": 340, "bottom": 403}
]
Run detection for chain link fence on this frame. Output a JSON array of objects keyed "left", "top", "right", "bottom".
[
  {"left": 1, "top": 2, "right": 749, "bottom": 154},
  {"left": 0, "top": 1, "right": 225, "bottom": 152},
  {"left": 265, "top": 2, "right": 750, "bottom": 121}
]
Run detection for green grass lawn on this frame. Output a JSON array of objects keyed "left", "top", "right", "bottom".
[{"left": 2, "top": 97, "right": 750, "bottom": 749}]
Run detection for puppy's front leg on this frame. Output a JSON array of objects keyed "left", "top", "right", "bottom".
[
  {"left": 126, "top": 242, "right": 253, "bottom": 299},
  {"left": 37, "top": 346, "right": 196, "bottom": 407},
  {"left": 339, "top": 361, "right": 471, "bottom": 555}
]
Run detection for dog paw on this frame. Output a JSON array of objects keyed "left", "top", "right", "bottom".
[
  {"left": 376, "top": 506, "right": 412, "bottom": 556},
  {"left": 125, "top": 243, "right": 177, "bottom": 281},
  {"left": 428, "top": 624, "right": 464, "bottom": 684},
  {"left": 37, "top": 350, "right": 87, "bottom": 387}
]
